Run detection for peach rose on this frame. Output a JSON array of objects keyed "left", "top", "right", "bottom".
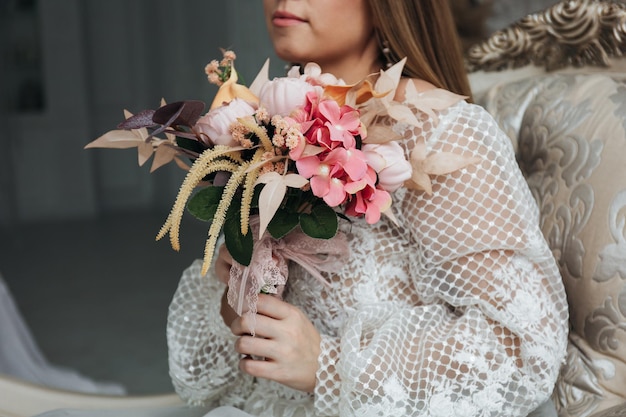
[{"left": 195, "top": 98, "right": 256, "bottom": 146}]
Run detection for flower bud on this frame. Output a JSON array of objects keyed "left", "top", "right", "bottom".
[{"left": 363, "top": 142, "right": 412, "bottom": 192}]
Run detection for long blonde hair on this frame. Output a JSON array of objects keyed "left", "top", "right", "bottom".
[{"left": 367, "top": 0, "right": 472, "bottom": 99}]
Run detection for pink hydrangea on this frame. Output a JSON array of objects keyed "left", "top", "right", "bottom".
[
  {"left": 296, "top": 147, "right": 369, "bottom": 208},
  {"left": 345, "top": 178, "right": 392, "bottom": 224},
  {"left": 293, "top": 93, "right": 365, "bottom": 151}
]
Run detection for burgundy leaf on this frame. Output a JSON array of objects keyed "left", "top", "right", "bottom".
[
  {"left": 117, "top": 109, "right": 157, "bottom": 130},
  {"left": 153, "top": 100, "right": 205, "bottom": 127}
]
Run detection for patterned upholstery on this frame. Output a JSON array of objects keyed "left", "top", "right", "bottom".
[{"left": 466, "top": 1, "right": 626, "bottom": 416}]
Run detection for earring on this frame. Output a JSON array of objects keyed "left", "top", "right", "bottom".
[{"left": 381, "top": 40, "right": 393, "bottom": 68}]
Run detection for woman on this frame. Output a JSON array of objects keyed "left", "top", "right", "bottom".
[{"left": 167, "top": 0, "right": 569, "bottom": 416}]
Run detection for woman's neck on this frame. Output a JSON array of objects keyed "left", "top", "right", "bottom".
[{"left": 317, "top": 42, "right": 382, "bottom": 84}]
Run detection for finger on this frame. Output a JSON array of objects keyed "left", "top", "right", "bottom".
[
  {"left": 230, "top": 313, "right": 279, "bottom": 338},
  {"left": 235, "top": 335, "right": 281, "bottom": 360},
  {"left": 239, "top": 356, "right": 278, "bottom": 381},
  {"left": 255, "top": 293, "right": 293, "bottom": 320}
]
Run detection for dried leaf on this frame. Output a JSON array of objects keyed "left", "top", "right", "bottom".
[
  {"left": 281, "top": 173, "right": 308, "bottom": 189},
  {"left": 173, "top": 156, "right": 191, "bottom": 171},
  {"left": 387, "top": 102, "right": 421, "bottom": 126},
  {"left": 256, "top": 174, "right": 287, "bottom": 238},
  {"left": 406, "top": 170, "right": 433, "bottom": 194},
  {"left": 374, "top": 57, "right": 406, "bottom": 101},
  {"left": 84, "top": 130, "right": 144, "bottom": 149},
  {"left": 411, "top": 138, "right": 427, "bottom": 162},
  {"left": 150, "top": 143, "right": 179, "bottom": 172},
  {"left": 137, "top": 141, "right": 154, "bottom": 166},
  {"left": 362, "top": 125, "right": 400, "bottom": 144},
  {"left": 249, "top": 59, "right": 270, "bottom": 96},
  {"left": 423, "top": 153, "right": 481, "bottom": 176},
  {"left": 417, "top": 88, "right": 467, "bottom": 111},
  {"left": 381, "top": 207, "right": 400, "bottom": 226}
]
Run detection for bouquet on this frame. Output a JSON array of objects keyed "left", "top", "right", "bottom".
[{"left": 86, "top": 50, "right": 473, "bottom": 324}]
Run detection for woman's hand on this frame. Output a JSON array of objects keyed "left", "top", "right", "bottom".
[{"left": 230, "top": 294, "right": 321, "bottom": 393}]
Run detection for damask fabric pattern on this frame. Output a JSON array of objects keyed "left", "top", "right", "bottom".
[
  {"left": 476, "top": 72, "right": 626, "bottom": 416},
  {"left": 167, "top": 100, "right": 569, "bottom": 417}
]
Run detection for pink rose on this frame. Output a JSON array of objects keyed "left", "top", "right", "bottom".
[
  {"left": 195, "top": 98, "right": 256, "bottom": 146},
  {"left": 258, "top": 77, "right": 318, "bottom": 117},
  {"left": 363, "top": 142, "right": 411, "bottom": 192}
]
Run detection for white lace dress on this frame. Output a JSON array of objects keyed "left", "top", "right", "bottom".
[{"left": 167, "top": 99, "right": 569, "bottom": 417}]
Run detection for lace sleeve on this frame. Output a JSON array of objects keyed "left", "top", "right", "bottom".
[
  {"left": 167, "top": 259, "right": 254, "bottom": 407},
  {"left": 315, "top": 102, "right": 569, "bottom": 416}
]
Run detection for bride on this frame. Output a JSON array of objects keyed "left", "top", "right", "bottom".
[{"left": 165, "top": 0, "right": 568, "bottom": 416}]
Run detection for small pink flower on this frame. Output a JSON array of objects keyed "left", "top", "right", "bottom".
[
  {"left": 205, "top": 60, "right": 220, "bottom": 75},
  {"left": 195, "top": 98, "right": 256, "bottom": 146},
  {"left": 345, "top": 183, "right": 392, "bottom": 224},
  {"left": 363, "top": 142, "right": 412, "bottom": 192},
  {"left": 298, "top": 95, "right": 364, "bottom": 152},
  {"left": 296, "top": 154, "right": 346, "bottom": 206},
  {"left": 318, "top": 100, "right": 363, "bottom": 149},
  {"left": 296, "top": 147, "right": 369, "bottom": 207}
]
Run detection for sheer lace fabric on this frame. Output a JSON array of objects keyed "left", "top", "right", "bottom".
[{"left": 167, "top": 99, "right": 569, "bottom": 417}]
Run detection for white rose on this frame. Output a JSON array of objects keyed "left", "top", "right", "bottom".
[
  {"left": 258, "top": 76, "right": 317, "bottom": 117},
  {"left": 363, "top": 142, "right": 412, "bottom": 192},
  {"left": 287, "top": 63, "right": 344, "bottom": 87},
  {"left": 195, "top": 98, "right": 256, "bottom": 146}
]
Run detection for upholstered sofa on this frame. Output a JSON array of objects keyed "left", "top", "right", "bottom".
[
  {"left": 1, "top": 1, "right": 625, "bottom": 416},
  {"left": 466, "top": 0, "right": 626, "bottom": 416}
]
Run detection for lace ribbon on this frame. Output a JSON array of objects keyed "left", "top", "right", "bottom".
[{"left": 227, "top": 218, "right": 349, "bottom": 334}]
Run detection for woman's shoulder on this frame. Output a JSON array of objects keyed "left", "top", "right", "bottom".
[{"left": 394, "top": 77, "right": 492, "bottom": 122}]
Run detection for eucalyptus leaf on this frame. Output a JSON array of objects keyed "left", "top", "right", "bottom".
[
  {"left": 224, "top": 212, "right": 253, "bottom": 266},
  {"left": 117, "top": 109, "right": 157, "bottom": 130},
  {"left": 176, "top": 136, "right": 205, "bottom": 154},
  {"left": 300, "top": 205, "right": 338, "bottom": 239},
  {"left": 187, "top": 186, "right": 224, "bottom": 222},
  {"left": 268, "top": 210, "right": 299, "bottom": 239},
  {"left": 153, "top": 100, "right": 205, "bottom": 127}
]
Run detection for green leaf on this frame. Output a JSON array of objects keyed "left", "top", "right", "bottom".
[
  {"left": 299, "top": 205, "right": 338, "bottom": 239},
  {"left": 176, "top": 136, "right": 205, "bottom": 154},
  {"left": 224, "top": 206, "right": 253, "bottom": 266},
  {"left": 268, "top": 210, "right": 299, "bottom": 239},
  {"left": 250, "top": 185, "right": 262, "bottom": 209},
  {"left": 187, "top": 187, "right": 224, "bottom": 222}
]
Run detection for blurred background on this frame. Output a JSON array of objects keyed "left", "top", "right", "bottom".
[{"left": 0, "top": 0, "right": 559, "bottom": 396}]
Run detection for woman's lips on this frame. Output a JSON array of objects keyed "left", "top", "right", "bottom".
[{"left": 272, "top": 11, "right": 306, "bottom": 27}]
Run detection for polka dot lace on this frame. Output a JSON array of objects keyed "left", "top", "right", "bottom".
[{"left": 167, "top": 100, "right": 569, "bottom": 416}]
